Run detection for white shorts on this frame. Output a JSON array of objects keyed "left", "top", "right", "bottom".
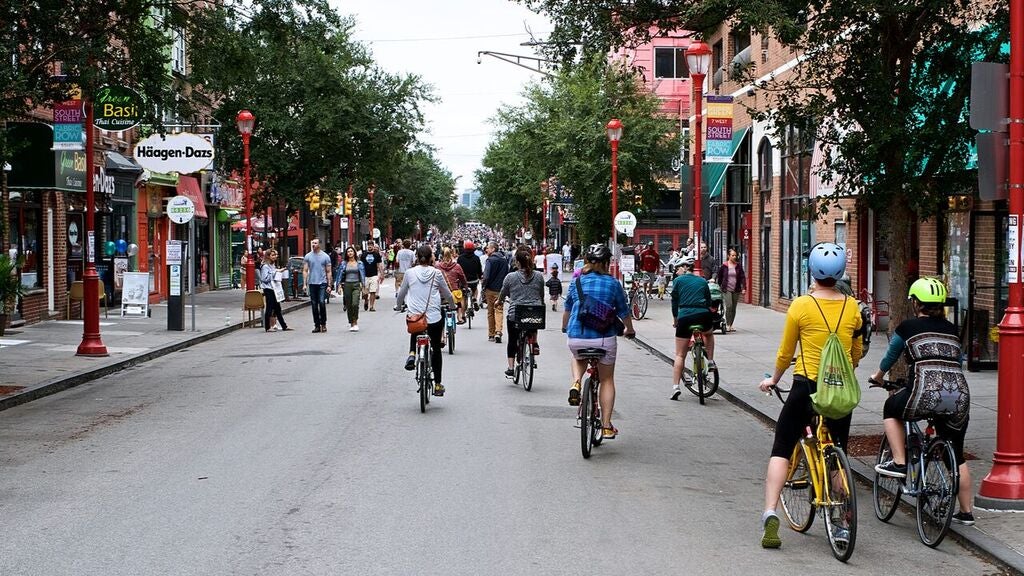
[
  {"left": 365, "top": 276, "right": 380, "bottom": 293},
  {"left": 567, "top": 336, "right": 618, "bottom": 365}
]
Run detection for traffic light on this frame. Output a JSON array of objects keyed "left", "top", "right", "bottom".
[
  {"left": 306, "top": 187, "right": 320, "bottom": 211},
  {"left": 344, "top": 195, "right": 353, "bottom": 216},
  {"left": 336, "top": 192, "right": 343, "bottom": 213}
]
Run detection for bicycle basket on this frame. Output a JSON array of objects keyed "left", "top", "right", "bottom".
[{"left": 511, "top": 304, "right": 547, "bottom": 330}]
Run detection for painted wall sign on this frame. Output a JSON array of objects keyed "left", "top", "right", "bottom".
[
  {"left": 133, "top": 132, "right": 215, "bottom": 174},
  {"left": 93, "top": 85, "right": 143, "bottom": 131}
]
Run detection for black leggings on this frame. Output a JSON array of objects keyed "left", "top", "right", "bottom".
[
  {"left": 883, "top": 387, "right": 970, "bottom": 466},
  {"left": 409, "top": 320, "right": 444, "bottom": 384},
  {"left": 771, "top": 375, "right": 852, "bottom": 459},
  {"left": 262, "top": 288, "right": 287, "bottom": 329},
  {"left": 506, "top": 322, "right": 536, "bottom": 359}
]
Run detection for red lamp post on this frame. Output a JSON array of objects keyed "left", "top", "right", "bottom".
[
  {"left": 978, "top": 0, "right": 1024, "bottom": 508},
  {"left": 368, "top": 184, "right": 376, "bottom": 240},
  {"left": 606, "top": 118, "right": 623, "bottom": 278},
  {"left": 686, "top": 41, "right": 712, "bottom": 278},
  {"left": 236, "top": 110, "right": 256, "bottom": 291},
  {"left": 77, "top": 98, "right": 108, "bottom": 356}
]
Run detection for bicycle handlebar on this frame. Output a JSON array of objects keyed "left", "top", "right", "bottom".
[{"left": 868, "top": 377, "right": 906, "bottom": 391}]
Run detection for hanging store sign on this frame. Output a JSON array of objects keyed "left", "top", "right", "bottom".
[
  {"left": 166, "top": 195, "right": 196, "bottom": 224},
  {"left": 614, "top": 211, "right": 637, "bottom": 236},
  {"left": 52, "top": 100, "right": 84, "bottom": 151},
  {"left": 54, "top": 150, "right": 86, "bottom": 191},
  {"left": 133, "top": 132, "right": 215, "bottom": 175},
  {"left": 93, "top": 85, "right": 143, "bottom": 131},
  {"left": 705, "top": 95, "right": 734, "bottom": 163}
]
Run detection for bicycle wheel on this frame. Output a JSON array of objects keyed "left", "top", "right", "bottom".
[
  {"left": 417, "top": 354, "right": 428, "bottom": 414},
  {"left": 448, "top": 325, "right": 455, "bottom": 355},
  {"left": 916, "top": 438, "right": 958, "bottom": 548},
  {"left": 780, "top": 443, "right": 816, "bottom": 533},
  {"left": 690, "top": 343, "right": 707, "bottom": 405},
  {"left": 637, "top": 289, "right": 648, "bottom": 319},
  {"left": 467, "top": 308, "right": 473, "bottom": 329},
  {"left": 580, "top": 377, "right": 594, "bottom": 459},
  {"left": 630, "top": 292, "right": 643, "bottom": 320},
  {"left": 822, "top": 445, "right": 857, "bottom": 563},
  {"left": 590, "top": 382, "right": 603, "bottom": 447},
  {"left": 522, "top": 337, "right": 534, "bottom": 391},
  {"left": 873, "top": 436, "right": 902, "bottom": 522},
  {"left": 702, "top": 349, "right": 719, "bottom": 397}
]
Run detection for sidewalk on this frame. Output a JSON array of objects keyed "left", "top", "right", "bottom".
[
  {"left": 0, "top": 289, "right": 308, "bottom": 410},
  {"left": 631, "top": 295, "right": 1024, "bottom": 572}
]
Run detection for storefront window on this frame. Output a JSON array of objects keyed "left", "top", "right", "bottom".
[
  {"left": 779, "top": 124, "right": 814, "bottom": 299},
  {"left": 8, "top": 191, "right": 43, "bottom": 289}
]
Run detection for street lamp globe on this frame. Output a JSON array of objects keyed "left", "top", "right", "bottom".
[
  {"left": 236, "top": 110, "right": 255, "bottom": 135},
  {"left": 685, "top": 41, "right": 713, "bottom": 77},
  {"left": 606, "top": 118, "right": 623, "bottom": 142}
]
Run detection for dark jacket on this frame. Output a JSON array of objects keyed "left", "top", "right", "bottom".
[
  {"left": 483, "top": 252, "right": 510, "bottom": 291},
  {"left": 715, "top": 262, "right": 746, "bottom": 293},
  {"left": 457, "top": 249, "right": 483, "bottom": 282}
]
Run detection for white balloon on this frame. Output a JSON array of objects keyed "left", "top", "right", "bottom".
[{"left": 128, "top": 243, "right": 139, "bottom": 257}]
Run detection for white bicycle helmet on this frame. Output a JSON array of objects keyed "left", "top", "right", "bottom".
[
  {"left": 808, "top": 242, "right": 846, "bottom": 281},
  {"left": 678, "top": 256, "right": 695, "bottom": 268}
]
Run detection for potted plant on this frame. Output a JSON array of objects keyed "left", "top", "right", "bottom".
[{"left": 0, "top": 254, "right": 26, "bottom": 336}]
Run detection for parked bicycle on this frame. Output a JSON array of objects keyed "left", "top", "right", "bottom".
[
  {"left": 625, "top": 273, "right": 649, "bottom": 320},
  {"left": 771, "top": 385, "right": 858, "bottom": 562},
  {"left": 870, "top": 377, "right": 959, "bottom": 548},
  {"left": 684, "top": 325, "right": 719, "bottom": 404},
  {"left": 577, "top": 347, "right": 607, "bottom": 459}
]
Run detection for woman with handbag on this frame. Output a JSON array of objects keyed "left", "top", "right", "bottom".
[
  {"left": 340, "top": 247, "right": 366, "bottom": 332},
  {"left": 497, "top": 249, "right": 546, "bottom": 377},
  {"left": 436, "top": 247, "right": 469, "bottom": 324},
  {"left": 259, "top": 249, "right": 291, "bottom": 332},
  {"left": 398, "top": 245, "right": 456, "bottom": 396},
  {"left": 561, "top": 244, "right": 636, "bottom": 439}
]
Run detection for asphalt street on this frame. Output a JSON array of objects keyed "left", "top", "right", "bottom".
[{"left": 0, "top": 300, "right": 1007, "bottom": 575}]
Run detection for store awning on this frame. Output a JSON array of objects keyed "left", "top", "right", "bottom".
[
  {"left": 704, "top": 127, "right": 749, "bottom": 199},
  {"left": 176, "top": 175, "right": 208, "bottom": 219},
  {"left": 105, "top": 151, "right": 142, "bottom": 174}
]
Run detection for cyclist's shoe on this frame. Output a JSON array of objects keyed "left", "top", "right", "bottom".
[
  {"left": 568, "top": 380, "right": 581, "bottom": 406},
  {"left": 532, "top": 342, "right": 540, "bottom": 356},
  {"left": 707, "top": 359, "right": 718, "bottom": 370},
  {"left": 874, "top": 460, "right": 907, "bottom": 478},
  {"left": 671, "top": 385, "right": 682, "bottom": 401},
  {"left": 433, "top": 383, "right": 445, "bottom": 396},
  {"left": 504, "top": 368, "right": 514, "bottom": 377},
  {"left": 831, "top": 527, "right": 851, "bottom": 546},
  {"left": 601, "top": 425, "right": 618, "bottom": 440},
  {"left": 404, "top": 353, "right": 416, "bottom": 371},
  {"left": 494, "top": 333, "right": 502, "bottom": 344},
  {"left": 761, "top": 513, "right": 781, "bottom": 549},
  {"left": 952, "top": 511, "right": 976, "bottom": 525}
]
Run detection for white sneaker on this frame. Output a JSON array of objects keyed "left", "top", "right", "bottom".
[
  {"left": 352, "top": 325, "right": 360, "bottom": 332},
  {"left": 270, "top": 326, "right": 280, "bottom": 332},
  {"left": 671, "top": 385, "right": 682, "bottom": 400},
  {"left": 348, "top": 325, "right": 355, "bottom": 332}
]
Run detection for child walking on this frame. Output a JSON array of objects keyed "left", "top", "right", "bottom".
[{"left": 546, "top": 266, "right": 563, "bottom": 311}]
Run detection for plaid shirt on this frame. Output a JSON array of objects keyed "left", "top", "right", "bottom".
[{"left": 564, "top": 272, "right": 629, "bottom": 339}]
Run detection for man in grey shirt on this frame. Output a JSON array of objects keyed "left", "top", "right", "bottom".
[
  {"left": 393, "top": 239, "right": 415, "bottom": 309},
  {"left": 303, "top": 238, "right": 332, "bottom": 333}
]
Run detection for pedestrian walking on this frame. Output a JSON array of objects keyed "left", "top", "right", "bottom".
[
  {"left": 303, "top": 239, "right": 332, "bottom": 333},
  {"left": 394, "top": 239, "right": 415, "bottom": 305},
  {"left": 700, "top": 246, "right": 716, "bottom": 280},
  {"left": 715, "top": 248, "right": 746, "bottom": 332},
  {"left": 361, "top": 240, "right": 385, "bottom": 311},
  {"left": 259, "top": 249, "right": 290, "bottom": 332},
  {"left": 481, "top": 241, "right": 510, "bottom": 343},
  {"left": 339, "top": 246, "right": 365, "bottom": 331},
  {"left": 546, "top": 266, "right": 563, "bottom": 311}
]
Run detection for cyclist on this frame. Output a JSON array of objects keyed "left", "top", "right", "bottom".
[
  {"left": 670, "top": 256, "right": 716, "bottom": 400},
  {"left": 638, "top": 241, "right": 661, "bottom": 292},
  {"left": 498, "top": 249, "right": 546, "bottom": 377},
  {"left": 870, "top": 277, "right": 974, "bottom": 525},
  {"left": 562, "top": 244, "right": 636, "bottom": 439},
  {"left": 398, "top": 245, "right": 456, "bottom": 396},
  {"left": 457, "top": 240, "right": 483, "bottom": 315},
  {"left": 756, "top": 242, "right": 863, "bottom": 549}
]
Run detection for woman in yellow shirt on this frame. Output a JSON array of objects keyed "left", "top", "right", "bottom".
[{"left": 756, "top": 242, "right": 863, "bottom": 549}]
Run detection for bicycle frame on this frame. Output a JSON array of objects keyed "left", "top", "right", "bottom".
[{"left": 789, "top": 418, "right": 849, "bottom": 508}]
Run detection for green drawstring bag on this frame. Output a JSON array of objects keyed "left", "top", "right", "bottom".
[{"left": 806, "top": 296, "right": 861, "bottom": 419}]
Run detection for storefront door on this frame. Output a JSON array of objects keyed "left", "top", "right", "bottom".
[{"left": 967, "top": 209, "right": 1008, "bottom": 371}]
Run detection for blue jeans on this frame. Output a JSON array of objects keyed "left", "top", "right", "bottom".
[{"left": 309, "top": 283, "right": 328, "bottom": 328}]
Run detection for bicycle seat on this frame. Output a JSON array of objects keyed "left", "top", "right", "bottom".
[
  {"left": 577, "top": 347, "right": 607, "bottom": 360},
  {"left": 688, "top": 324, "right": 705, "bottom": 333}
]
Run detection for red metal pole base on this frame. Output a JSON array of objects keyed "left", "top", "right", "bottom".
[
  {"left": 245, "top": 258, "right": 256, "bottom": 291},
  {"left": 76, "top": 268, "right": 108, "bottom": 357},
  {"left": 977, "top": 307, "right": 1024, "bottom": 508}
]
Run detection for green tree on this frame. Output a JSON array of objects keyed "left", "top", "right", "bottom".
[
  {"left": 475, "top": 54, "right": 677, "bottom": 245},
  {"left": 521, "top": 0, "right": 1008, "bottom": 325},
  {"left": 186, "top": 0, "right": 433, "bottom": 215},
  {"left": 379, "top": 147, "right": 456, "bottom": 239}
]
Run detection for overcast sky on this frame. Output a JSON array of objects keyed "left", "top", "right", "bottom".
[{"left": 331, "top": 0, "right": 552, "bottom": 195}]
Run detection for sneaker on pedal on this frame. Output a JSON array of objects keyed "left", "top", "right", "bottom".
[
  {"left": 671, "top": 385, "right": 682, "bottom": 401},
  {"left": 874, "top": 460, "right": 907, "bottom": 478},
  {"left": 952, "top": 511, "right": 976, "bottom": 525},
  {"left": 707, "top": 359, "right": 717, "bottom": 370},
  {"left": 831, "top": 527, "right": 851, "bottom": 545},
  {"left": 433, "top": 383, "right": 445, "bottom": 396},
  {"left": 504, "top": 368, "right": 514, "bottom": 377},
  {"left": 404, "top": 353, "right": 415, "bottom": 371},
  {"left": 761, "top": 513, "right": 781, "bottom": 549},
  {"left": 568, "top": 381, "right": 581, "bottom": 406}
]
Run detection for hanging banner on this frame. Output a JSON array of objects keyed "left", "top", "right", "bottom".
[
  {"left": 133, "top": 132, "right": 215, "bottom": 174},
  {"left": 705, "top": 95, "right": 734, "bottom": 163},
  {"left": 1008, "top": 215, "right": 1020, "bottom": 284}
]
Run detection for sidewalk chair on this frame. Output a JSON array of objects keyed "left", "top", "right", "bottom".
[
  {"left": 67, "top": 280, "right": 109, "bottom": 320},
  {"left": 243, "top": 290, "right": 265, "bottom": 328},
  {"left": 859, "top": 289, "right": 889, "bottom": 333}
]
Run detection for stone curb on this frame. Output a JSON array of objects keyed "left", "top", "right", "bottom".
[
  {"left": 629, "top": 335, "right": 1024, "bottom": 575},
  {"left": 0, "top": 300, "right": 310, "bottom": 413}
]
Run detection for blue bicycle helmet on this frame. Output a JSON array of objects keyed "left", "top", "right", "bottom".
[{"left": 807, "top": 242, "right": 846, "bottom": 281}]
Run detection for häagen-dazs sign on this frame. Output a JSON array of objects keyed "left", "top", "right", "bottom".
[{"left": 133, "top": 132, "right": 215, "bottom": 175}]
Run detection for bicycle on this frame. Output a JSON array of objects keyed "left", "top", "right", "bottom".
[
  {"left": 413, "top": 332, "right": 434, "bottom": 413},
  {"left": 507, "top": 305, "right": 545, "bottom": 391},
  {"left": 444, "top": 307, "right": 457, "bottom": 355},
  {"left": 465, "top": 285, "right": 476, "bottom": 330},
  {"left": 771, "top": 385, "right": 858, "bottom": 562},
  {"left": 869, "top": 378, "right": 959, "bottom": 548},
  {"left": 683, "top": 325, "right": 719, "bottom": 404},
  {"left": 626, "top": 273, "right": 649, "bottom": 320},
  {"left": 577, "top": 347, "right": 606, "bottom": 459}
]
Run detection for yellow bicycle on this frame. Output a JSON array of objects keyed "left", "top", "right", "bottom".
[{"left": 772, "top": 386, "right": 858, "bottom": 562}]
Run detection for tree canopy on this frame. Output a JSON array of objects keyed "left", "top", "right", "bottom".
[{"left": 475, "top": 54, "right": 678, "bottom": 244}]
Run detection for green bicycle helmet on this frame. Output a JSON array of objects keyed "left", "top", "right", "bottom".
[{"left": 908, "top": 277, "right": 947, "bottom": 304}]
